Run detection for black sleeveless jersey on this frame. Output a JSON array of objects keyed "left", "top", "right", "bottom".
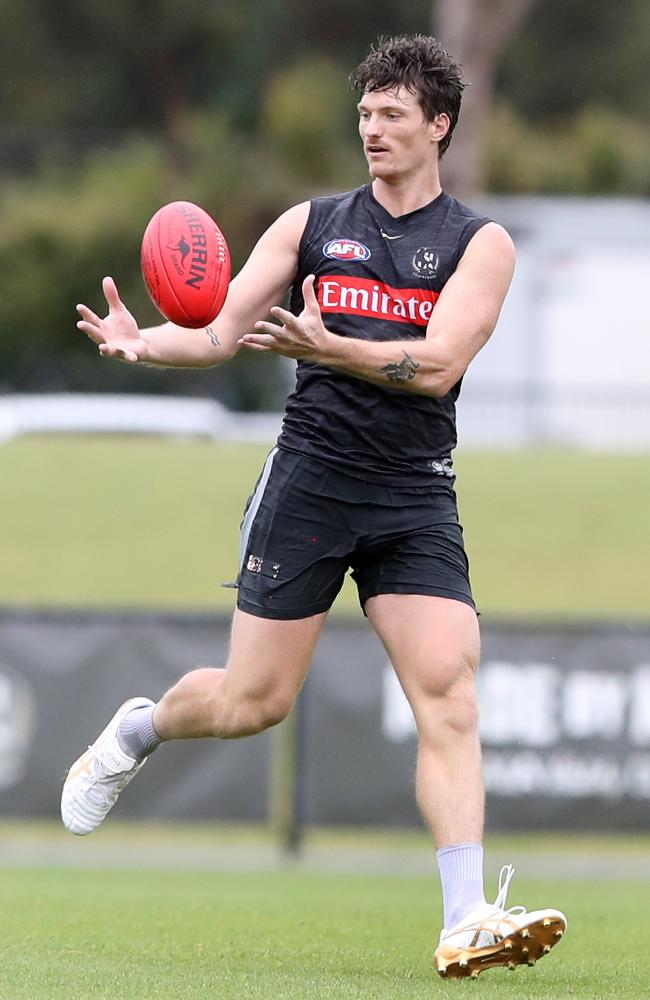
[{"left": 276, "top": 184, "right": 489, "bottom": 486}]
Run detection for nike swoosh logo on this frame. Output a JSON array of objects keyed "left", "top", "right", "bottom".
[{"left": 380, "top": 230, "right": 405, "bottom": 241}]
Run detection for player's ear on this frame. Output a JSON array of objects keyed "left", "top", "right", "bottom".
[{"left": 429, "top": 113, "right": 450, "bottom": 147}]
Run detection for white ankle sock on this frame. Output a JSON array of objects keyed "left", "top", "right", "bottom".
[
  {"left": 117, "top": 704, "right": 162, "bottom": 761},
  {"left": 436, "top": 842, "right": 486, "bottom": 930}
]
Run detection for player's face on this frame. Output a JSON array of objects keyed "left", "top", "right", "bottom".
[{"left": 357, "top": 86, "right": 447, "bottom": 182}]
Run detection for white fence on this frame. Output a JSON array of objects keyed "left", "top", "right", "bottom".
[{"left": 0, "top": 393, "right": 283, "bottom": 444}]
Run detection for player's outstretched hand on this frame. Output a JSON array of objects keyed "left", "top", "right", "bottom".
[
  {"left": 76, "top": 277, "right": 150, "bottom": 364},
  {"left": 240, "top": 274, "right": 332, "bottom": 361}
]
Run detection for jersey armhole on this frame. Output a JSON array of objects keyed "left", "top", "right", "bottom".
[
  {"left": 297, "top": 199, "right": 321, "bottom": 266},
  {"left": 455, "top": 217, "right": 491, "bottom": 266}
]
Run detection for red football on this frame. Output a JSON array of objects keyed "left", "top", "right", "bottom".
[{"left": 141, "top": 201, "right": 231, "bottom": 328}]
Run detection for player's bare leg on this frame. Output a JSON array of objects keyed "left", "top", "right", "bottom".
[
  {"left": 366, "top": 594, "right": 566, "bottom": 978},
  {"left": 366, "top": 594, "right": 483, "bottom": 845},
  {"left": 152, "top": 609, "right": 326, "bottom": 739},
  {"left": 61, "top": 609, "right": 326, "bottom": 834}
]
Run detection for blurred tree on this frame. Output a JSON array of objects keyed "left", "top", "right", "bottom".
[
  {"left": 272, "top": 0, "right": 426, "bottom": 68},
  {"left": 262, "top": 56, "right": 361, "bottom": 185},
  {"left": 0, "top": 0, "right": 285, "bottom": 140},
  {"left": 1, "top": 0, "right": 649, "bottom": 400},
  {"left": 1, "top": 0, "right": 648, "bottom": 183},
  {"left": 434, "top": 0, "right": 541, "bottom": 196},
  {"left": 497, "top": 0, "right": 650, "bottom": 122},
  {"left": 485, "top": 103, "right": 650, "bottom": 195}
]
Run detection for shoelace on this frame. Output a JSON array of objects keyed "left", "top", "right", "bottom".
[
  {"left": 493, "top": 864, "right": 526, "bottom": 919},
  {"left": 494, "top": 864, "right": 515, "bottom": 908},
  {"left": 451, "top": 865, "right": 526, "bottom": 946},
  {"left": 440, "top": 864, "right": 530, "bottom": 950}
]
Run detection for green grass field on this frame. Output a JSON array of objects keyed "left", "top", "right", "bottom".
[
  {"left": 0, "top": 861, "right": 647, "bottom": 1000},
  {"left": 1, "top": 823, "right": 648, "bottom": 1000},
  {"left": 1, "top": 436, "right": 649, "bottom": 617}
]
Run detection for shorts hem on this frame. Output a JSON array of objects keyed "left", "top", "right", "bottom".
[
  {"left": 236, "top": 596, "right": 334, "bottom": 621},
  {"left": 359, "top": 583, "right": 476, "bottom": 613}
]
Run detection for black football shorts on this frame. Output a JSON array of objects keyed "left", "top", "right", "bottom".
[{"left": 235, "top": 447, "right": 475, "bottom": 620}]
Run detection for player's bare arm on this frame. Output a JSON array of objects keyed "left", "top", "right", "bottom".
[
  {"left": 243, "top": 223, "right": 515, "bottom": 397},
  {"left": 76, "top": 202, "right": 310, "bottom": 368}
]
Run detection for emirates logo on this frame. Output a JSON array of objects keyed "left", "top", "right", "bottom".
[{"left": 318, "top": 275, "right": 439, "bottom": 327}]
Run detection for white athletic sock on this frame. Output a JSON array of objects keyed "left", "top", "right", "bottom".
[
  {"left": 117, "top": 704, "right": 162, "bottom": 761},
  {"left": 436, "top": 842, "right": 486, "bottom": 930}
]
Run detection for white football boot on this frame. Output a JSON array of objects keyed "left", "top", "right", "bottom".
[
  {"left": 434, "top": 864, "right": 567, "bottom": 979},
  {"left": 61, "top": 697, "right": 155, "bottom": 835}
]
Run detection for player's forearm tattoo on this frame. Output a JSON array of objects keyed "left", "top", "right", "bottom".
[
  {"left": 379, "top": 351, "right": 420, "bottom": 384},
  {"left": 204, "top": 326, "right": 221, "bottom": 348}
]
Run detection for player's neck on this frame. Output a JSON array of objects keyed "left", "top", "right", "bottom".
[{"left": 371, "top": 172, "right": 442, "bottom": 219}]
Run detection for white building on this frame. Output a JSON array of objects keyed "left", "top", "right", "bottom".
[{"left": 460, "top": 196, "right": 650, "bottom": 449}]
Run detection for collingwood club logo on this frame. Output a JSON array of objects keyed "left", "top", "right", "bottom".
[{"left": 412, "top": 247, "right": 439, "bottom": 279}]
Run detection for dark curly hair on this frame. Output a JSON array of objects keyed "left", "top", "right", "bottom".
[{"left": 349, "top": 35, "right": 465, "bottom": 157}]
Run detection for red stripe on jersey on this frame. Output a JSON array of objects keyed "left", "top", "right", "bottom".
[{"left": 317, "top": 275, "right": 439, "bottom": 327}]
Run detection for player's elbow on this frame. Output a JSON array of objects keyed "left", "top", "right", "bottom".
[
  {"left": 204, "top": 338, "right": 239, "bottom": 368},
  {"left": 425, "top": 326, "right": 493, "bottom": 396},
  {"left": 427, "top": 374, "right": 458, "bottom": 398},
  {"left": 424, "top": 361, "right": 466, "bottom": 398}
]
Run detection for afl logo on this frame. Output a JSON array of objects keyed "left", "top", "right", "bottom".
[{"left": 323, "top": 239, "right": 371, "bottom": 262}]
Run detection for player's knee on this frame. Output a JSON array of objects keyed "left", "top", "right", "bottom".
[
  {"left": 443, "top": 681, "right": 480, "bottom": 736},
  {"left": 415, "top": 662, "right": 480, "bottom": 744},
  {"left": 419, "top": 687, "right": 479, "bottom": 745},
  {"left": 219, "top": 687, "right": 294, "bottom": 736},
  {"left": 249, "top": 690, "right": 294, "bottom": 732}
]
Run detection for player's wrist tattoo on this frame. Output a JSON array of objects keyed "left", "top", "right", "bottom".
[
  {"left": 379, "top": 351, "right": 420, "bottom": 383},
  {"left": 204, "top": 326, "right": 221, "bottom": 348}
]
